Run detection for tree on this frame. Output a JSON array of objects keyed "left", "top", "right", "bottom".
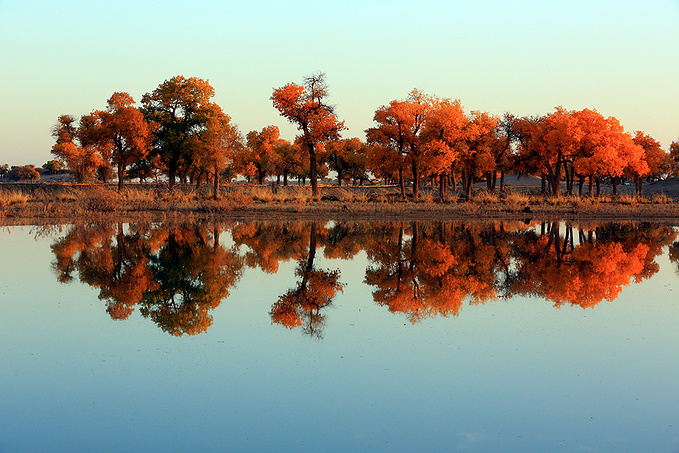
[
  {"left": 42, "top": 160, "right": 65, "bottom": 175},
  {"left": 669, "top": 140, "right": 679, "bottom": 177},
  {"left": 421, "top": 97, "right": 466, "bottom": 199},
  {"left": 7, "top": 165, "right": 40, "bottom": 182},
  {"left": 98, "top": 92, "right": 156, "bottom": 192},
  {"left": 271, "top": 72, "right": 345, "bottom": 199},
  {"left": 326, "top": 137, "right": 367, "bottom": 186},
  {"left": 141, "top": 76, "right": 217, "bottom": 186},
  {"left": 456, "top": 111, "right": 499, "bottom": 200},
  {"left": 51, "top": 114, "right": 105, "bottom": 182},
  {"left": 194, "top": 105, "right": 243, "bottom": 199},
  {"left": 243, "top": 125, "right": 283, "bottom": 184},
  {"left": 366, "top": 90, "right": 430, "bottom": 198},
  {"left": 631, "top": 131, "right": 667, "bottom": 196}
]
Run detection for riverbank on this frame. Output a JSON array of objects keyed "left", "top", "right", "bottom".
[{"left": 2, "top": 181, "right": 679, "bottom": 224}]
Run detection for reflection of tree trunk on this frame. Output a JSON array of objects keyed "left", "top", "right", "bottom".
[{"left": 410, "top": 221, "right": 419, "bottom": 300}]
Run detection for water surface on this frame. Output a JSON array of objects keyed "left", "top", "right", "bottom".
[{"left": 1, "top": 220, "right": 678, "bottom": 452}]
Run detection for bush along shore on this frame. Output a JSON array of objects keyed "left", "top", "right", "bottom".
[{"left": 2, "top": 181, "right": 679, "bottom": 223}]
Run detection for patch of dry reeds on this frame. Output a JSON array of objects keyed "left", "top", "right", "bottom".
[
  {"left": 0, "top": 190, "right": 30, "bottom": 206},
  {"left": 651, "top": 193, "right": 672, "bottom": 204}
]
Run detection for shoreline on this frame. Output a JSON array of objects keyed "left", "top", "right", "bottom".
[{"left": 2, "top": 182, "right": 679, "bottom": 225}]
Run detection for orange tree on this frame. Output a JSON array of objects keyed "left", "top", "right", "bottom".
[
  {"left": 366, "top": 90, "right": 430, "bottom": 198},
  {"left": 241, "top": 125, "right": 283, "bottom": 184},
  {"left": 420, "top": 97, "right": 467, "bottom": 199},
  {"left": 631, "top": 131, "right": 668, "bottom": 196},
  {"left": 194, "top": 105, "right": 243, "bottom": 199},
  {"left": 271, "top": 72, "right": 345, "bottom": 199},
  {"left": 51, "top": 114, "right": 106, "bottom": 182},
  {"left": 98, "top": 92, "right": 157, "bottom": 192}
]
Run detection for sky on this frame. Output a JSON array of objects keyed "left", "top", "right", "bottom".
[{"left": 1, "top": 0, "right": 678, "bottom": 166}]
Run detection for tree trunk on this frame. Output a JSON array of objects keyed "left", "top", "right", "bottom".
[
  {"left": 411, "top": 161, "right": 420, "bottom": 199},
  {"left": 439, "top": 175, "right": 447, "bottom": 201},
  {"left": 309, "top": 150, "right": 318, "bottom": 199},
  {"left": 117, "top": 162, "right": 125, "bottom": 193},
  {"left": 398, "top": 168, "right": 405, "bottom": 199},
  {"left": 213, "top": 167, "right": 220, "bottom": 200},
  {"left": 612, "top": 177, "right": 618, "bottom": 196}
]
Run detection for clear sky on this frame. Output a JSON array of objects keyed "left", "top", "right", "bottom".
[{"left": 1, "top": 0, "right": 678, "bottom": 166}]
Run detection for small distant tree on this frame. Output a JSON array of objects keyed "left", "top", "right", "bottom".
[
  {"left": 194, "top": 105, "right": 244, "bottom": 199},
  {"left": 7, "top": 165, "right": 40, "bottom": 182},
  {"left": 0, "top": 164, "right": 9, "bottom": 177},
  {"left": 243, "top": 125, "right": 283, "bottom": 184},
  {"left": 42, "top": 160, "right": 65, "bottom": 175},
  {"left": 669, "top": 140, "right": 679, "bottom": 177}
]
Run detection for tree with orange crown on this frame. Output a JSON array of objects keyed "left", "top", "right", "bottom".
[
  {"left": 98, "top": 92, "right": 157, "bottom": 192},
  {"left": 271, "top": 73, "right": 345, "bottom": 199}
]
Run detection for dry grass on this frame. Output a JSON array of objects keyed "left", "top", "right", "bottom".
[
  {"left": 502, "top": 191, "right": 531, "bottom": 205},
  {"left": 119, "top": 187, "right": 157, "bottom": 203},
  {"left": 617, "top": 194, "right": 640, "bottom": 205},
  {"left": 470, "top": 190, "right": 501, "bottom": 204},
  {"left": 2, "top": 181, "right": 679, "bottom": 221},
  {"left": 651, "top": 193, "right": 673, "bottom": 204},
  {"left": 0, "top": 190, "right": 30, "bottom": 206}
]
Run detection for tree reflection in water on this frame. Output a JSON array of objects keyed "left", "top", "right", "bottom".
[
  {"left": 269, "top": 223, "right": 345, "bottom": 339},
  {"left": 51, "top": 222, "right": 244, "bottom": 336},
  {"left": 48, "top": 220, "right": 678, "bottom": 336}
]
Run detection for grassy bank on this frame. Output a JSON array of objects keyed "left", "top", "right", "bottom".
[{"left": 2, "top": 182, "right": 679, "bottom": 223}]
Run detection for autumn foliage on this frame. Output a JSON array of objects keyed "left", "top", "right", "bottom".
[{"left": 49, "top": 74, "right": 674, "bottom": 202}]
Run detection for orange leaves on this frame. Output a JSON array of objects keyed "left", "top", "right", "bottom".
[{"left": 271, "top": 73, "right": 345, "bottom": 197}]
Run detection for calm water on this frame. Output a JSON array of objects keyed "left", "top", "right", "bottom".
[{"left": 1, "top": 220, "right": 679, "bottom": 452}]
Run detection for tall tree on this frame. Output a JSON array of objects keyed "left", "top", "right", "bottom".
[
  {"left": 194, "top": 105, "right": 243, "bottom": 199},
  {"left": 366, "top": 90, "right": 430, "bottom": 198},
  {"left": 100, "top": 92, "right": 156, "bottom": 192},
  {"left": 271, "top": 72, "right": 345, "bottom": 199},
  {"left": 141, "top": 76, "right": 217, "bottom": 186},
  {"left": 421, "top": 97, "right": 467, "bottom": 199}
]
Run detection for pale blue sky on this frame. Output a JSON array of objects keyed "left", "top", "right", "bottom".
[{"left": 1, "top": 0, "right": 678, "bottom": 166}]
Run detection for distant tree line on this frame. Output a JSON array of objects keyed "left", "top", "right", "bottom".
[{"left": 23, "top": 73, "right": 679, "bottom": 199}]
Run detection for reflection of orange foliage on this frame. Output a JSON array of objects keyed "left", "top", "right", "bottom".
[
  {"left": 51, "top": 222, "right": 243, "bottom": 336},
  {"left": 365, "top": 222, "right": 501, "bottom": 322},
  {"left": 269, "top": 223, "right": 344, "bottom": 338}
]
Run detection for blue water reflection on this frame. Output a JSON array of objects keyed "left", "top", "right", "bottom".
[{"left": 1, "top": 220, "right": 678, "bottom": 452}]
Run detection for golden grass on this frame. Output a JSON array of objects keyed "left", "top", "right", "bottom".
[
  {"left": 502, "top": 191, "right": 531, "bottom": 205},
  {"left": 617, "top": 194, "right": 640, "bottom": 205},
  {"left": 0, "top": 190, "right": 30, "bottom": 206},
  {"left": 1, "top": 182, "right": 678, "bottom": 220},
  {"left": 651, "top": 193, "right": 673, "bottom": 204}
]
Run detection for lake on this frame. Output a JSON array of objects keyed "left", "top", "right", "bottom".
[{"left": 1, "top": 219, "right": 678, "bottom": 452}]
